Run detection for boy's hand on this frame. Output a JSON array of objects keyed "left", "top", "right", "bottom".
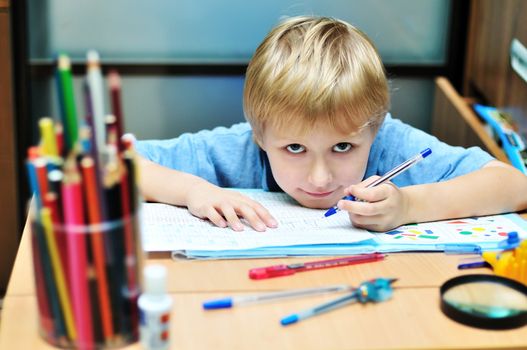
[
  {"left": 337, "top": 176, "right": 409, "bottom": 232},
  {"left": 185, "top": 182, "right": 278, "bottom": 232}
]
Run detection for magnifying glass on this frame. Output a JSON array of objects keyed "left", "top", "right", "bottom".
[{"left": 440, "top": 274, "right": 527, "bottom": 329}]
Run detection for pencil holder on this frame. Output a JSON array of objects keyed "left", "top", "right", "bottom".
[{"left": 29, "top": 201, "right": 143, "bottom": 349}]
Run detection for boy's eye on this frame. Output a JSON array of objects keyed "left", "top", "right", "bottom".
[
  {"left": 332, "top": 142, "right": 352, "bottom": 153},
  {"left": 285, "top": 144, "right": 305, "bottom": 154}
]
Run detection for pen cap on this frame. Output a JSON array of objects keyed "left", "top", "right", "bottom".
[{"left": 143, "top": 264, "right": 168, "bottom": 296}]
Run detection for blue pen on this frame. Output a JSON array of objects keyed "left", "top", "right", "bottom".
[
  {"left": 203, "top": 285, "right": 351, "bottom": 310},
  {"left": 442, "top": 244, "right": 482, "bottom": 255},
  {"left": 324, "top": 148, "right": 432, "bottom": 217},
  {"left": 457, "top": 260, "right": 491, "bottom": 269},
  {"left": 280, "top": 278, "right": 397, "bottom": 326},
  {"left": 441, "top": 232, "right": 520, "bottom": 255}
]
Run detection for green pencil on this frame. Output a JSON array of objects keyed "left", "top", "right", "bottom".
[{"left": 57, "top": 54, "right": 78, "bottom": 153}]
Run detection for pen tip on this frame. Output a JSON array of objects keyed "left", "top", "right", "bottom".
[
  {"left": 421, "top": 148, "right": 432, "bottom": 158},
  {"left": 280, "top": 315, "right": 298, "bottom": 326},
  {"left": 324, "top": 208, "right": 337, "bottom": 217}
]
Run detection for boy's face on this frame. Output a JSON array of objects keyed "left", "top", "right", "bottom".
[{"left": 260, "top": 121, "right": 376, "bottom": 209}]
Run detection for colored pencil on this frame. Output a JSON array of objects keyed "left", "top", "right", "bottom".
[
  {"left": 34, "top": 157, "right": 49, "bottom": 198},
  {"left": 103, "top": 151, "right": 128, "bottom": 334},
  {"left": 30, "top": 213, "right": 55, "bottom": 337},
  {"left": 105, "top": 114, "right": 118, "bottom": 147},
  {"left": 40, "top": 207, "right": 77, "bottom": 340},
  {"left": 86, "top": 50, "right": 106, "bottom": 155},
  {"left": 62, "top": 162, "right": 94, "bottom": 347},
  {"left": 31, "top": 212, "right": 67, "bottom": 341},
  {"left": 39, "top": 117, "right": 59, "bottom": 157},
  {"left": 57, "top": 54, "right": 78, "bottom": 153},
  {"left": 47, "top": 170, "right": 64, "bottom": 203},
  {"left": 82, "top": 80, "right": 99, "bottom": 156},
  {"left": 83, "top": 240, "right": 104, "bottom": 345},
  {"left": 54, "top": 122, "right": 65, "bottom": 157},
  {"left": 108, "top": 70, "right": 125, "bottom": 152},
  {"left": 80, "top": 156, "right": 115, "bottom": 342},
  {"left": 43, "top": 192, "right": 69, "bottom": 287},
  {"left": 26, "top": 159, "right": 43, "bottom": 209},
  {"left": 119, "top": 158, "right": 140, "bottom": 336}
]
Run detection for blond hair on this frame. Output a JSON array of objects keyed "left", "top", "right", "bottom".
[{"left": 244, "top": 16, "right": 390, "bottom": 143}]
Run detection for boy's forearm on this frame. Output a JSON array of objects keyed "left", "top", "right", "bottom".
[
  {"left": 404, "top": 162, "right": 527, "bottom": 223},
  {"left": 137, "top": 155, "right": 205, "bottom": 206}
]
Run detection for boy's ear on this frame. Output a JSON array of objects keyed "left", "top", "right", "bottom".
[{"left": 252, "top": 134, "right": 266, "bottom": 150}]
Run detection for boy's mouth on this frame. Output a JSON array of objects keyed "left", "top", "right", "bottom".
[{"left": 302, "top": 190, "right": 334, "bottom": 198}]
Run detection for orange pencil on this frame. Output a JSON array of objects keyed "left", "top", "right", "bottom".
[{"left": 80, "top": 156, "right": 114, "bottom": 342}]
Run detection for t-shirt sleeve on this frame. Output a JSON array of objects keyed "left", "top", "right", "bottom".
[
  {"left": 134, "top": 123, "right": 264, "bottom": 188},
  {"left": 367, "top": 116, "right": 495, "bottom": 186}
]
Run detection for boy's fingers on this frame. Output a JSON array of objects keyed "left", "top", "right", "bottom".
[
  {"left": 237, "top": 205, "right": 267, "bottom": 232},
  {"left": 348, "top": 183, "right": 391, "bottom": 202},
  {"left": 338, "top": 199, "right": 382, "bottom": 216},
  {"left": 205, "top": 208, "right": 228, "bottom": 228},
  {"left": 346, "top": 175, "right": 381, "bottom": 192},
  {"left": 350, "top": 214, "right": 388, "bottom": 231},
  {"left": 252, "top": 204, "right": 278, "bottom": 228},
  {"left": 220, "top": 205, "right": 245, "bottom": 231}
]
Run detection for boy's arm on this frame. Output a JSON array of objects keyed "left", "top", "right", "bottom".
[
  {"left": 404, "top": 160, "right": 527, "bottom": 223},
  {"left": 138, "top": 154, "right": 204, "bottom": 205},
  {"left": 340, "top": 160, "right": 527, "bottom": 231},
  {"left": 137, "top": 155, "right": 277, "bottom": 231}
]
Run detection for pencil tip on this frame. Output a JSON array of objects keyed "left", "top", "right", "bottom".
[{"left": 87, "top": 50, "right": 100, "bottom": 62}]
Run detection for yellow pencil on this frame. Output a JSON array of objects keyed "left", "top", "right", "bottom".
[
  {"left": 41, "top": 207, "right": 77, "bottom": 340},
  {"left": 39, "top": 117, "right": 59, "bottom": 157}
]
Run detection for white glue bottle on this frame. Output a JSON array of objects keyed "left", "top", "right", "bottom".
[{"left": 138, "top": 264, "right": 173, "bottom": 350}]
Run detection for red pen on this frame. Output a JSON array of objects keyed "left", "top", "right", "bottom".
[{"left": 249, "top": 253, "right": 386, "bottom": 280}]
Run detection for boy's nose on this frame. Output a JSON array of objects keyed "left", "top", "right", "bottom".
[{"left": 308, "top": 159, "right": 333, "bottom": 188}]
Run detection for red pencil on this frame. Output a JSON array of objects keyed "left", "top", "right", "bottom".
[
  {"left": 249, "top": 253, "right": 386, "bottom": 279},
  {"left": 34, "top": 157, "right": 49, "bottom": 198}
]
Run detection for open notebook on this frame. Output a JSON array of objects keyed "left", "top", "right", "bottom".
[{"left": 139, "top": 190, "right": 527, "bottom": 259}]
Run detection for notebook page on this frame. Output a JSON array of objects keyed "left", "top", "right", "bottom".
[{"left": 140, "top": 190, "right": 374, "bottom": 252}]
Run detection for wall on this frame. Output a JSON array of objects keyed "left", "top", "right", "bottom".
[{"left": 25, "top": 0, "right": 453, "bottom": 143}]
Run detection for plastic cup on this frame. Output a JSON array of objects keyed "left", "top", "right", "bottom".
[{"left": 29, "top": 203, "right": 142, "bottom": 349}]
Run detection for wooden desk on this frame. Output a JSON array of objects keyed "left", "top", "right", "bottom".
[{"left": 1, "top": 220, "right": 526, "bottom": 349}]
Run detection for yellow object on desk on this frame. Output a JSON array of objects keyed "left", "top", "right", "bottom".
[{"left": 482, "top": 240, "right": 527, "bottom": 285}]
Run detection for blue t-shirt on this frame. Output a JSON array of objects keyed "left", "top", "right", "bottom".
[{"left": 135, "top": 114, "right": 494, "bottom": 190}]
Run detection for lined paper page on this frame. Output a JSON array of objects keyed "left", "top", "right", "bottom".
[{"left": 140, "top": 191, "right": 374, "bottom": 252}]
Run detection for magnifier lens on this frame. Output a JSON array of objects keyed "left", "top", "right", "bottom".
[
  {"left": 440, "top": 275, "right": 527, "bottom": 329},
  {"left": 443, "top": 281, "right": 527, "bottom": 318}
]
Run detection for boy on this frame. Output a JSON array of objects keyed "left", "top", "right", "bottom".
[{"left": 136, "top": 16, "right": 527, "bottom": 232}]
